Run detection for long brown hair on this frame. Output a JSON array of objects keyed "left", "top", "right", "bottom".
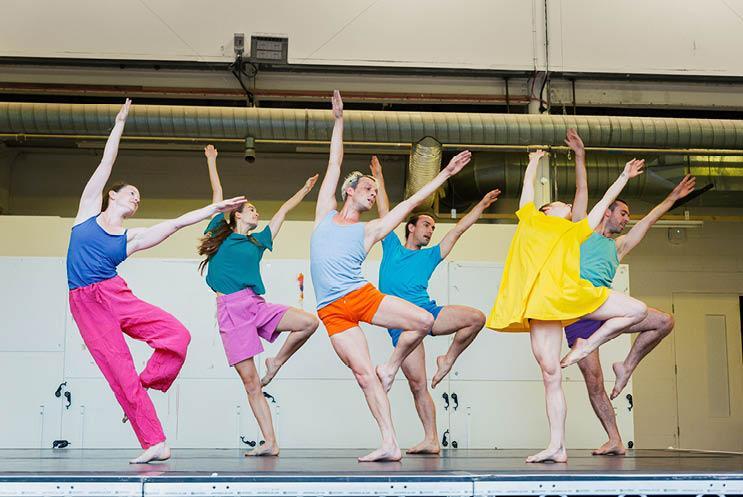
[
  {"left": 101, "top": 182, "right": 129, "bottom": 211},
  {"left": 197, "top": 203, "right": 264, "bottom": 274}
]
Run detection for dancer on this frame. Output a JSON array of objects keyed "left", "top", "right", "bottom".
[
  {"left": 371, "top": 155, "right": 496, "bottom": 454},
  {"left": 564, "top": 131, "right": 693, "bottom": 454},
  {"left": 198, "top": 145, "right": 319, "bottom": 456},
  {"left": 67, "top": 99, "right": 245, "bottom": 463},
  {"left": 486, "top": 149, "right": 648, "bottom": 463},
  {"left": 310, "top": 91, "right": 471, "bottom": 462}
]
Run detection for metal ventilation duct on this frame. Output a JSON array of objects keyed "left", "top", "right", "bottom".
[{"left": 404, "top": 137, "right": 442, "bottom": 211}]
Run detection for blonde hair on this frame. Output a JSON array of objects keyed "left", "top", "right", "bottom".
[{"left": 341, "top": 171, "right": 377, "bottom": 201}]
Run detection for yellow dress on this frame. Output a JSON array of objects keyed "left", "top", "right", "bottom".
[{"left": 486, "top": 202, "right": 609, "bottom": 332}]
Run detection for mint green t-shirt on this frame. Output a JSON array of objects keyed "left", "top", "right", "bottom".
[{"left": 203, "top": 214, "right": 273, "bottom": 295}]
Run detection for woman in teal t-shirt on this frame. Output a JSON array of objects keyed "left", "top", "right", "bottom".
[{"left": 197, "top": 145, "right": 319, "bottom": 457}]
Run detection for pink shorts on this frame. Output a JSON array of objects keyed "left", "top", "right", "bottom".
[{"left": 217, "top": 288, "right": 289, "bottom": 366}]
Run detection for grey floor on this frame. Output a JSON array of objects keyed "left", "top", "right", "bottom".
[{"left": 0, "top": 448, "right": 741, "bottom": 480}]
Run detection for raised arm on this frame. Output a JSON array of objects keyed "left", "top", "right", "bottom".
[
  {"left": 520, "top": 150, "right": 546, "bottom": 208},
  {"left": 269, "top": 174, "right": 318, "bottom": 239},
  {"left": 75, "top": 99, "right": 131, "bottom": 224},
  {"left": 315, "top": 90, "right": 343, "bottom": 223},
  {"left": 126, "top": 196, "right": 246, "bottom": 256},
  {"left": 370, "top": 155, "right": 390, "bottom": 217},
  {"left": 204, "top": 145, "right": 224, "bottom": 207},
  {"left": 587, "top": 159, "right": 644, "bottom": 229},
  {"left": 616, "top": 175, "right": 696, "bottom": 259},
  {"left": 439, "top": 189, "right": 500, "bottom": 259},
  {"left": 365, "top": 151, "right": 471, "bottom": 249},
  {"left": 565, "top": 129, "right": 588, "bottom": 221}
]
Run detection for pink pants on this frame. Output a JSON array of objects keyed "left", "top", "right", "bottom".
[{"left": 69, "top": 276, "right": 191, "bottom": 448}]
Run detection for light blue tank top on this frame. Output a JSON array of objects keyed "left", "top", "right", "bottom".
[
  {"left": 310, "top": 211, "right": 368, "bottom": 309},
  {"left": 580, "top": 232, "right": 619, "bottom": 288}
]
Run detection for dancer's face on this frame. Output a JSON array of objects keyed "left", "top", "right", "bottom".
[
  {"left": 605, "top": 201, "right": 630, "bottom": 234},
  {"left": 109, "top": 185, "right": 140, "bottom": 217},
  {"left": 543, "top": 201, "right": 572, "bottom": 219},
  {"left": 235, "top": 202, "right": 259, "bottom": 230},
  {"left": 348, "top": 177, "right": 378, "bottom": 212},
  {"left": 408, "top": 215, "right": 436, "bottom": 247}
]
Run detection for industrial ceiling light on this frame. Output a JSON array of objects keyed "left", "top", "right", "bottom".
[{"left": 244, "top": 137, "right": 256, "bottom": 163}]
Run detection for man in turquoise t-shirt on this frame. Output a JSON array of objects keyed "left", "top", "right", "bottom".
[
  {"left": 564, "top": 129, "right": 696, "bottom": 456},
  {"left": 372, "top": 156, "right": 499, "bottom": 455}
]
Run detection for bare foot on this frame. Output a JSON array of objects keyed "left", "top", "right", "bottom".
[
  {"left": 592, "top": 439, "right": 626, "bottom": 456},
  {"left": 358, "top": 445, "right": 402, "bottom": 462},
  {"left": 610, "top": 361, "right": 631, "bottom": 400},
  {"left": 431, "top": 355, "right": 453, "bottom": 389},
  {"left": 525, "top": 446, "right": 567, "bottom": 463},
  {"left": 129, "top": 442, "right": 171, "bottom": 464},
  {"left": 375, "top": 364, "right": 395, "bottom": 393},
  {"left": 407, "top": 440, "right": 440, "bottom": 455},
  {"left": 261, "top": 357, "right": 282, "bottom": 387},
  {"left": 245, "top": 442, "right": 280, "bottom": 457},
  {"left": 560, "top": 338, "right": 591, "bottom": 368}
]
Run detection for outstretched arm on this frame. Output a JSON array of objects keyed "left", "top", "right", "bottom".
[
  {"left": 587, "top": 159, "right": 644, "bottom": 229},
  {"left": 204, "top": 144, "right": 224, "bottom": 208},
  {"left": 126, "top": 196, "right": 246, "bottom": 255},
  {"left": 370, "top": 155, "right": 390, "bottom": 217},
  {"left": 75, "top": 99, "right": 131, "bottom": 224},
  {"left": 616, "top": 174, "right": 696, "bottom": 260},
  {"left": 315, "top": 90, "right": 343, "bottom": 223},
  {"left": 365, "top": 151, "right": 471, "bottom": 249},
  {"left": 566, "top": 129, "right": 588, "bottom": 221},
  {"left": 520, "top": 150, "right": 546, "bottom": 208},
  {"left": 439, "top": 189, "right": 500, "bottom": 259},
  {"left": 269, "top": 174, "right": 318, "bottom": 240}
]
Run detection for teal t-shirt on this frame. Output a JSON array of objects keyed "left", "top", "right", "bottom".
[
  {"left": 379, "top": 232, "right": 442, "bottom": 306},
  {"left": 203, "top": 214, "right": 273, "bottom": 295},
  {"left": 579, "top": 232, "right": 619, "bottom": 288}
]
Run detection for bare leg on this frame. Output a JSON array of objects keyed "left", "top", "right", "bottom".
[
  {"left": 235, "top": 358, "right": 279, "bottom": 456},
  {"left": 330, "top": 327, "right": 402, "bottom": 462},
  {"left": 129, "top": 442, "right": 171, "bottom": 464},
  {"left": 561, "top": 291, "right": 647, "bottom": 367},
  {"left": 577, "top": 350, "right": 625, "bottom": 455},
  {"left": 400, "top": 343, "right": 440, "bottom": 454},
  {"left": 430, "top": 305, "right": 485, "bottom": 389},
  {"left": 610, "top": 308, "right": 674, "bottom": 399},
  {"left": 527, "top": 320, "right": 568, "bottom": 463},
  {"left": 262, "top": 308, "right": 319, "bottom": 386},
  {"left": 371, "top": 296, "right": 434, "bottom": 392}
]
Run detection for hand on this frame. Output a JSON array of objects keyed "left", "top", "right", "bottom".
[
  {"left": 115, "top": 98, "right": 132, "bottom": 123},
  {"left": 302, "top": 174, "right": 319, "bottom": 194},
  {"left": 564, "top": 129, "right": 585, "bottom": 156},
  {"left": 623, "top": 158, "right": 645, "bottom": 179},
  {"left": 332, "top": 90, "right": 343, "bottom": 119},
  {"left": 369, "top": 155, "right": 383, "bottom": 179},
  {"left": 204, "top": 144, "right": 218, "bottom": 160},
  {"left": 529, "top": 149, "right": 547, "bottom": 162},
  {"left": 479, "top": 189, "right": 501, "bottom": 209},
  {"left": 215, "top": 196, "right": 247, "bottom": 212},
  {"left": 668, "top": 174, "right": 696, "bottom": 201},
  {"left": 443, "top": 150, "right": 472, "bottom": 176}
]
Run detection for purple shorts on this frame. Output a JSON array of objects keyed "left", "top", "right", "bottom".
[
  {"left": 564, "top": 318, "right": 604, "bottom": 348},
  {"left": 217, "top": 288, "right": 289, "bottom": 366}
]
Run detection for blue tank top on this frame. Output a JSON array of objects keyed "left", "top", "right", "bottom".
[
  {"left": 66, "top": 215, "right": 128, "bottom": 290},
  {"left": 310, "top": 210, "right": 368, "bottom": 310},
  {"left": 579, "top": 232, "right": 619, "bottom": 288}
]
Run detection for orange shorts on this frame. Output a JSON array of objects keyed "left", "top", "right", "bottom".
[{"left": 318, "top": 283, "right": 386, "bottom": 336}]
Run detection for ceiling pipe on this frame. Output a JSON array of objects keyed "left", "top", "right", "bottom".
[{"left": 404, "top": 137, "right": 442, "bottom": 212}]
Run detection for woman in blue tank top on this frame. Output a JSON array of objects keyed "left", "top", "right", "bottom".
[
  {"left": 196, "top": 145, "right": 319, "bottom": 457},
  {"left": 66, "top": 100, "right": 245, "bottom": 464}
]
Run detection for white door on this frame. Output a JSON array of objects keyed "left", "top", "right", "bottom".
[{"left": 673, "top": 293, "right": 743, "bottom": 451}]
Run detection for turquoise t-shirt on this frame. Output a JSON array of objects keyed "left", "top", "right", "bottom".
[
  {"left": 579, "top": 232, "right": 619, "bottom": 288},
  {"left": 379, "top": 232, "right": 443, "bottom": 306},
  {"left": 203, "top": 214, "right": 273, "bottom": 295}
]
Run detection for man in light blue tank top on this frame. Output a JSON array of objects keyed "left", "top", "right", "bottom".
[
  {"left": 564, "top": 130, "right": 696, "bottom": 456},
  {"left": 374, "top": 156, "right": 498, "bottom": 454},
  {"left": 310, "top": 91, "right": 472, "bottom": 462}
]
